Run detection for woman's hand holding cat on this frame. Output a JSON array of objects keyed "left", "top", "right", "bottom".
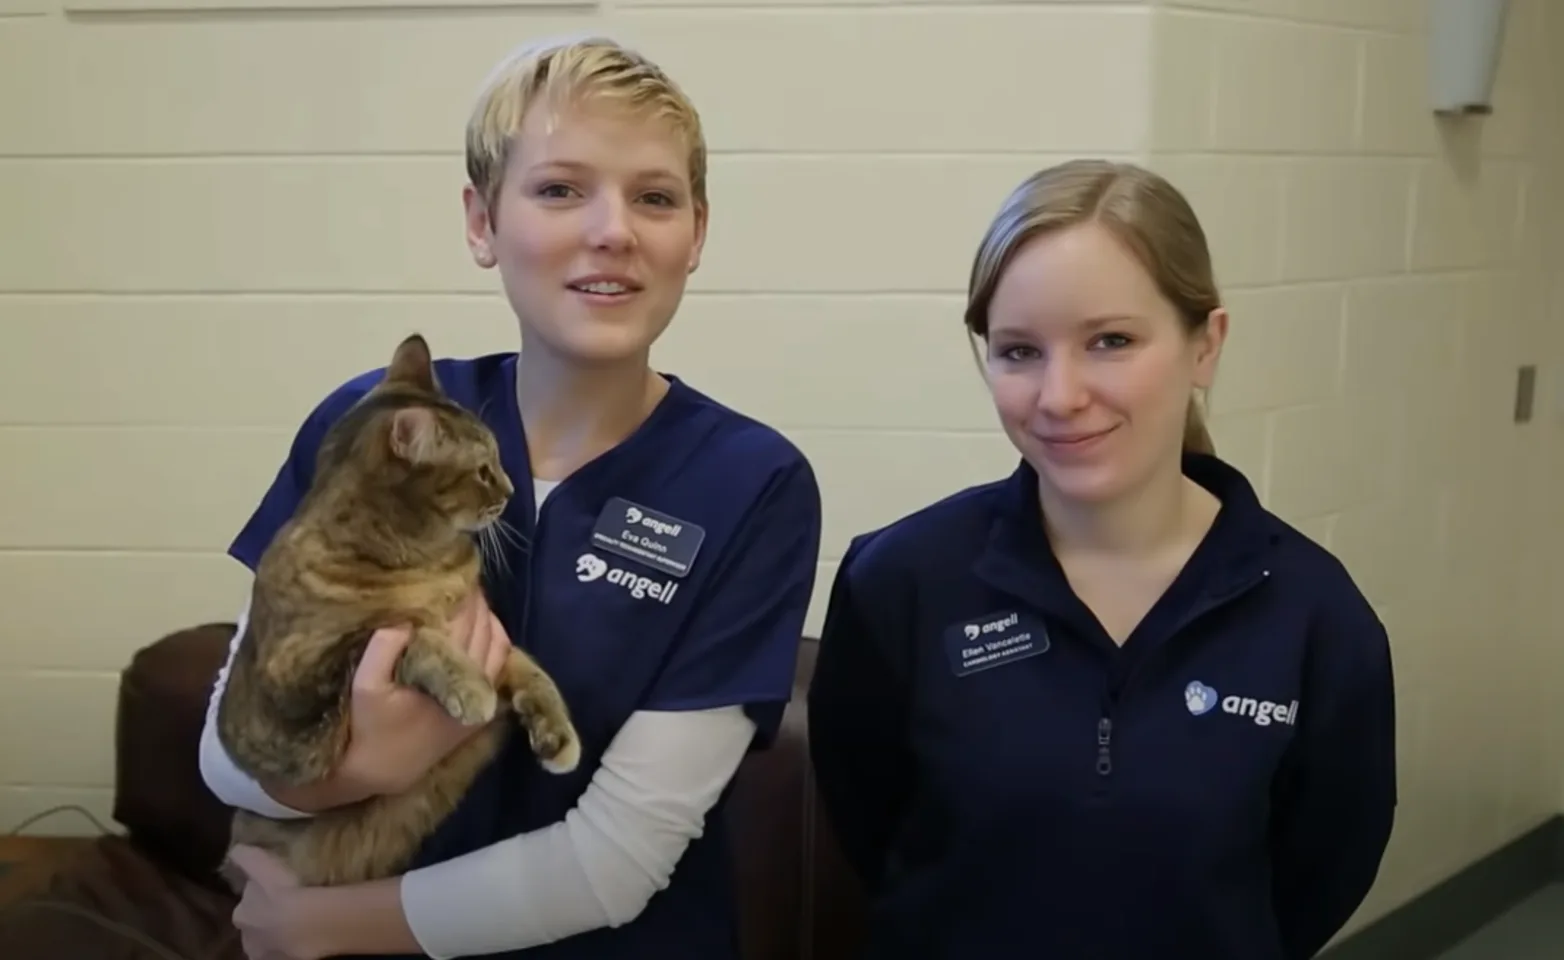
[
  {"left": 338, "top": 592, "right": 511, "bottom": 797},
  {"left": 227, "top": 843, "right": 320, "bottom": 960},
  {"left": 449, "top": 589, "right": 513, "bottom": 684}
]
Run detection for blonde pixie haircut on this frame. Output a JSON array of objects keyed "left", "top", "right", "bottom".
[
  {"left": 964, "top": 159, "right": 1220, "bottom": 456},
  {"left": 464, "top": 35, "right": 709, "bottom": 216}
]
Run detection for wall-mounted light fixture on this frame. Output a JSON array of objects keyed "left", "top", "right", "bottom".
[{"left": 1429, "top": 0, "right": 1510, "bottom": 116}]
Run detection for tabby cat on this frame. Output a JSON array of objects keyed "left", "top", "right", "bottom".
[{"left": 214, "top": 332, "right": 581, "bottom": 887}]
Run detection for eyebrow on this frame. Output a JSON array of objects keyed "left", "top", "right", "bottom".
[
  {"left": 527, "top": 158, "right": 685, "bottom": 183},
  {"left": 990, "top": 314, "right": 1141, "bottom": 336},
  {"left": 1079, "top": 314, "right": 1141, "bottom": 328}
]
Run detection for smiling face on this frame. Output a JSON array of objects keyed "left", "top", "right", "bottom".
[
  {"left": 463, "top": 98, "right": 706, "bottom": 366},
  {"left": 982, "top": 220, "right": 1225, "bottom": 506}
]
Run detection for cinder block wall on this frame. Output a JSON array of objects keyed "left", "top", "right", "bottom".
[
  {"left": 2, "top": 0, "right": 1560, "bottom": 941},
  {"left": 1143, "top": 0, "right": 1564, "bottom": 937}
]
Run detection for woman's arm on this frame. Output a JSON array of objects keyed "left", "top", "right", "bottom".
[
  {"left": 297, "top": 705, "right": 757, "bottom": 958},
  {"left": 806, "top": 537, "right": 914, "bottom": 894},
  {"left": 199, "top": 590, "right": 503, "bottom": 816},
  {"left": 198, "top": 597, "right": 362, "bottom": 817},
  {"left": 1270, "top": 581, "right": 1397, "bottom": 960}
]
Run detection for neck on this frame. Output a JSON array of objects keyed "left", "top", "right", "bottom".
[
  {"left": 515, "top": 343, "right": 666, "bottom": 481},
  {"left": 1039, "top": 454, "right": 1204, "bottom": 559}
]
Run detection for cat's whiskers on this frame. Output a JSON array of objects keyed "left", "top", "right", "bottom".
[
  {"left": 476, "top": 523, "right": 512, "bottom": 580},
  {"left": 490, "top": 516, "right": 527, "bottom": 555}
]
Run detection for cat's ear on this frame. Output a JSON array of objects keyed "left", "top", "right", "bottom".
[
  {"left": 389, "top": 407, "right": 441, "bottom": 463},
  {"left": 384, "top": 333, "right": 440, "bottom": 394}
]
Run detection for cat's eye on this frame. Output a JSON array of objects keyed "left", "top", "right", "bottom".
[{"left": 478, "top": 465, "right": 495, "bottom": 485}]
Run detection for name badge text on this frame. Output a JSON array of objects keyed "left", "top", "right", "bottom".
[{"left": 590, "top": 497, "right": 706, "bottom": 580}]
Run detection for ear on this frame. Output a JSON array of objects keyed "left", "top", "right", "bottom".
[
  {"left": 1190, "top": 306, "right": 1228, "bottom": 390},
  {"left": 389, "top": 407, "right": 441, "bottom": 463},
  {"left": 686, "top": 201, "right": 709, "bottom": 275},
  {"left": 463, "top": 183, "right": 498, "bottom": 270},
  {"left": 963, "top": 331, "right": 998, "bottom": 388},
  {"left": 385, "top": 333, "right": 440, "bottom": 394}
]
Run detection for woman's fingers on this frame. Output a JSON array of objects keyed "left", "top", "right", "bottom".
[
  {"left": 452, "top": 591, "right": 479, "bottom": 650},
  {"left": 483, "top": 613, "right": 509, "bottom": 682},
  {"left": 354, "top": 625, "right": 413, "bottom": 694},
  {"left": 467, "top": 598, "right": 492, "bottom": 662},
  {"left": 448, "top": 590, "right": 506, "bottom": 681},
  {"left": 457, "top": 591, "right": 508, "bottom": 682}
]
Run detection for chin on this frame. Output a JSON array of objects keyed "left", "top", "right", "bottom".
[
  {"left": 565, "top": 331, "right": 659, "bottom": 365},
  {"left": 1038, "top": 468, "right": 1130, "bottom": 506},
  {"left": 530, "top": 320, "right": 659, "bottom": 365},
  {"left": 1016, "top": 444, "right": 1128, "bottom": 507},
  {"left": 509, "top": 289, "right": 670, "bottom": 362}
]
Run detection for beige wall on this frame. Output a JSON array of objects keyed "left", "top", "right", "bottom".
[
  {"left": 1150, "top": 0, "right": 1564, "bottom": 939},
  {"left": 2, "top": 0, "right": 1561, "bottom": 942}
]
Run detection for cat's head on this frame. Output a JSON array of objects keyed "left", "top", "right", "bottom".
[{"left": 324, "top": 333, "right": 515, "bottom": 535}]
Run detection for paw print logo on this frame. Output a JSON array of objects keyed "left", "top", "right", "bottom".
[
  {"left": 1184, "top": 681, "right": 1218, "bottom": 716},
  {"left": 575, "top": 554, "right": 608, "bottom": 582},
  {"left": 624, "top": 506, "right": 643, "bottom": 524},
  {"left": 963, "top": 624, "right": 981, "bottom": 641}
]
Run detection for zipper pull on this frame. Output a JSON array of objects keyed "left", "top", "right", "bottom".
[{"left": 1096, "top": 717, "right": 1113, "bottom": 776}]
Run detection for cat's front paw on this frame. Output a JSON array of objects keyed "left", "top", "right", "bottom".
[
  {"left": 532, "top": 722, "right": 581, "bottom": 774},
  {"left": 439, "top": 681, "right": 498, "bottom": 726},
  {"left": 513, "top": 693, "right": 580, "bottom": 774}
]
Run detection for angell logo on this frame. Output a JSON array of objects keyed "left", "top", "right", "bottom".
[
  {"left": 576, "top": 554, "right": 608, "bottom": 582},
  {"left": 624, "top": 505, "right": 682, "bottom": 538},
  {"left": 574, "top": 553, "right": 678, "bottom": 605},
  {"left": 963, "top": 612, "right": 1019, "bottom": 641}
]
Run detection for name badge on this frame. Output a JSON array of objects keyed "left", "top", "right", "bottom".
[
  {"left": 943, "top": 610, "right": 1050, "bottom": 677},
  {"left": 590, "top": 497, "right": 706, "bottom": 580}
]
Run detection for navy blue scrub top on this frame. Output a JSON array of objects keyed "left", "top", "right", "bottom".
[
  {"left": 807, "top": 453, "right": 1396, "bottom": 960},
  {"left": 229, "top": 351, "right": 823, "bottom": 960}
]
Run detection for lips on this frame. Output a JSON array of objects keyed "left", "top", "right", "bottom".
[
  {"left": 567, "top": 274, "right": 643, "bottom": 296},
  {"left": 1034, "top": 425, "right": 1119, "bottom": 460},
  {"left": 1041, "top": 427, "right": 1114, "bottom": 445}
]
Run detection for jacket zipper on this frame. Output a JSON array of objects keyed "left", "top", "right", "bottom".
[
  {"left": 1096, "top": 717, "right": 1113, "bottom": 776},
  {"left": 1092, "top": 568, "right": 1272, "bottom": 783}
]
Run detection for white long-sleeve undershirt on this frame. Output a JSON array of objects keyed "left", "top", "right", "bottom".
[
  {"left": 198, "top": 599, "right": 314, "bottom": 820},
  {"left": 197, "top": 599, "right": 757, "bottom": 956}
]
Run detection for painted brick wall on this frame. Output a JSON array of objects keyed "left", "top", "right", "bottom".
[
  {"left": 0, "top": 0, "right": 1153, "bottom": 837},
  {"left": 2, "top": 0, "right": 1561, "bottom": 940},
  {"left": 1151, "top": 0, "right": 1564, "bottom": 938}
]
